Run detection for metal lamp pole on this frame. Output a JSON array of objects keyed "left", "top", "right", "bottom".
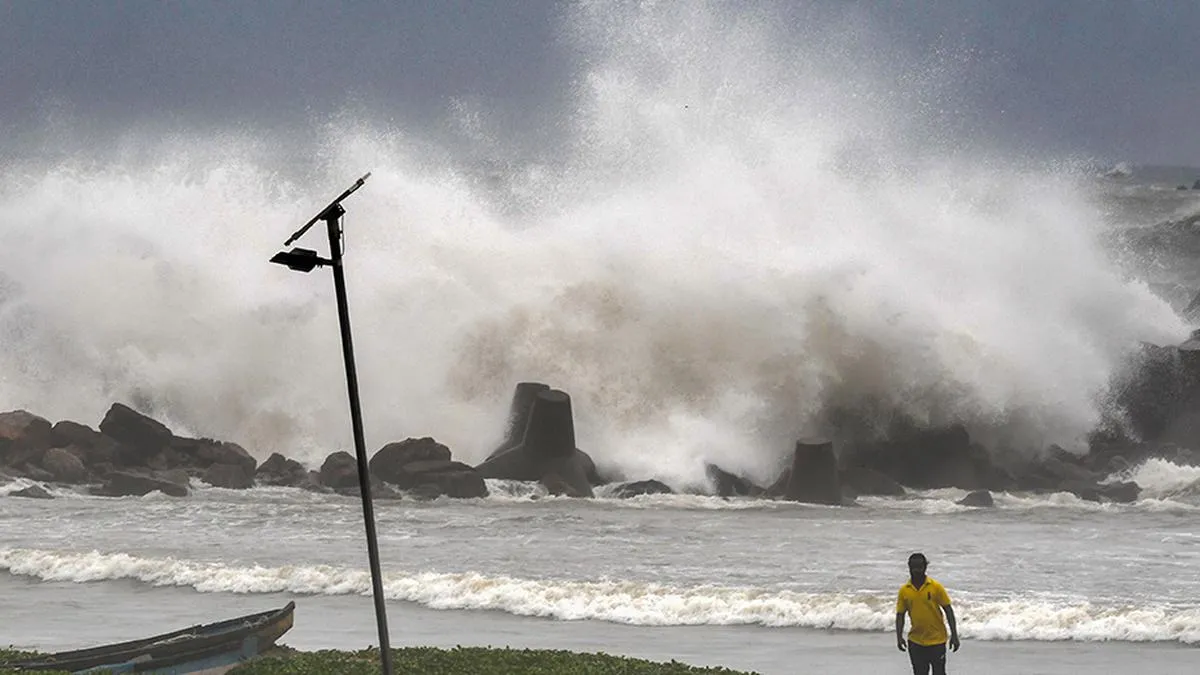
[{"left": 270, "top": 174, "right": 393, "bottom": 675}]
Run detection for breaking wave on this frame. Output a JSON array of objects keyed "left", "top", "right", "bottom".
[{"left": 1, "top": 548, "right": 1196, "bottom": 643}]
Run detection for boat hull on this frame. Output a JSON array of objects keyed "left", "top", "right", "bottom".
[{"left": 13, "top": 602, "right": 295, "bottom": 674}]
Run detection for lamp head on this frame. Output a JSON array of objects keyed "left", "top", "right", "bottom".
[{"left": 270, "top": 248, "right": 327, "bottom": 273}]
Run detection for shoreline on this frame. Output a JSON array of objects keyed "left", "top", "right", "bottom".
[{"left": 3, "top": 579, "right": 1198, "bottom": 675}]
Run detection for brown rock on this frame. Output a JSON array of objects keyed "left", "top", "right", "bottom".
[
  {"left": 379, "top": 458, "right": 488, "bottom": 498},
  {"left": 52, "top": 420, "right": 121, "bottom": 467},
  {"left": 156, "top": 468, "right": 191, "bottom": 488},
  {"left": 610, "top": 479, "right": 673, "bottom": 498},
  {"left": 18, "top": 463, "right": 55, "bottom": 482},
  {"left": 256, "top": 453, "right": 309, "bottom": 487},
  {"left": 171, "top": 437, "right": 257, "bottom": 473},
  {"left": 417, "top": 470, "right": 488, "bottom": 499},
  {"left": 0, "top": 410, "right": 54, "bottom": 467},
  {"left": 369, "top": 438, "right": 452, "bottom": 484},
  {"left": 705, "top": 464, "right": 762, "bottom": 497},
  {"left": 92, "top": 470, "right": 188, "bottom": 497},
  {"left": 0, "top": 410, "right": 52, "bottom": 442},
  {"left": 541, "top": 472, "right": 588, "bottom": 497},
  {"left": 98, "top": 403, "right": 172, "bottom": 466},
  {"left": 957, "top": 490, "right": 995, "bottom": 507},
  {"left": 319, "top": 451, "right": 359, "bottom": 489},
  {"left": 203, "top": 463, "right": 255, "bottom": 489},
  {"left": 840, "top": 466, "right": 906, "bottom": 496},
  {"left": 11, "top": 484, "right": 53, "bottom": 499},
  {"left": 40, "top": 447, "right": 89, "bottom": 483}
]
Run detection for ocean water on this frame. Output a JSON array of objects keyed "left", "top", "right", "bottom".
[
  {"left": 2, "top": 473, "right": 1200, "bottom": 674},
  {"left": 4, "top": 2, "right": 1200, "bottom": 673}
]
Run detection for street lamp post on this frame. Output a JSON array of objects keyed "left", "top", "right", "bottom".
[{"left": 270, "top": 173, "right": 394, "bottom": 675}]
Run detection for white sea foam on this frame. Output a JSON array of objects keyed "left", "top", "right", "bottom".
[
  {"left": 2, "top": 547, "right": 1197, "bottom": 643},
  {"left": 0, "top": 478, "right": 85, "bottom": 499},
  {"left": 1107, "top": 458, "right": 1200, "bottom": 499}
]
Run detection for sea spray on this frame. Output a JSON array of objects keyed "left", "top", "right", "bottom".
[{"left": 0, "top": 1, "right": 1185, "bottom": 488}]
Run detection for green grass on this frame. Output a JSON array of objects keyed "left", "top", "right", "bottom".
[
  {"left": 230, "top": 646, "right": 758, "bottom": 674},
  {"left": 3, "top": 646, "right": 758, "bottom": 674},
  {"left": 0, "top": 648, "right": 71, "bottom": 674}
]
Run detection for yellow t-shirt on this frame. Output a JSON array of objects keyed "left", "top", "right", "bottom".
[{"left": 896, "top": 577, "right": 951, "bottom": 646}]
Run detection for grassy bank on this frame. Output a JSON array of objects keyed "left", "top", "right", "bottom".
[
  {"left": 0, "top": 649, "right": 69, "bottom": 674},
  {"left": 228, "top": 647, "right": 759, "bottom": 674},
  {"left": 3, "top": 646, "right": 759, "bottom": 674}
]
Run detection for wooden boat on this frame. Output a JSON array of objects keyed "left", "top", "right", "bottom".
[{"left": 9, "top": 602, "right": 295, "bottom": 674}]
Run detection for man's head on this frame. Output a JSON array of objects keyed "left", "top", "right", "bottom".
[{"left": 908, "top": 552, "right": 928, "bottom": 576}]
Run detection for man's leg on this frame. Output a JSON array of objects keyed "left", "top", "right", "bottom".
[
  {"left": 928, "top": 642, "right": 947, "bottom": 675},
  {"left": 907, "top": 641, "right": 931, "bottom": 675}
]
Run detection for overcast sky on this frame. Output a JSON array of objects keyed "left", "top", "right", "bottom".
[{"left": 1, "top": 0, "right": 1197, "bottom": 165}]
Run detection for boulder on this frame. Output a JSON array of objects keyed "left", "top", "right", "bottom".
[
  {"left": 301, "top": 470, "right": 330, "bottom": 493},
  {"left": 255, "top": 453, "right": 310, "bottom": 487},
  {"left": 475, "top": 389, "right": 593, "bottom": 497},
  {"left": 1013, "top": 448, "right": 1103, "bottom": 491},
  {"left": 156, "top": 468, "right": 191, "bottom": 488},
  {"left": 610, "top": 479, "right": 673, "bottom": 498},
  {"left": 11, "top": 484, "right": 53, "bottom": 499},
  {"left": 705, "top": 464, "right": 762, "bottom": 497},
  {"left": 319, "top": 451, "right": 360, "bottom": 489},
  {"left": 336, "top": 483, "right": 405, "bottom": 500},
  {"left": 486, "top": 382, "right": 550, "bottom": 459},
  {"left": 406, "top": 484, "right": 445, "bottom": 501},
  {"left": 92, "top": 470, "right": 189, "bottom": 497},
  {"left": 957, "top": 490, "right": 995, "bottom": 507},
  {"left": 378, "top": 458, "right": 488, "bottom": 498},
  {"left": 0, "top": 410, "right": 52, "bottom": 443},
  {"left": 369, "top": 438, "right": 452, "bottom": 484},
  {"left": 541, "top": 472, "right": 588, "bottom": 497},
  {"left": 843, "top": 423, "right": 1000, "bottom": 491},
  {"left": 98, "top": 403, "right": 173, "bottom": 465},
  {"left": 203, "top": 463, "right": 255, "bottom": 489},
  {"left": 171, "top": 437, "right": 257, "bottom": 474},
  {"left": 40, "top": 447, "right": 89, "bottom": 483},
  {"left": 18, "top": 463, "right": 55, "bottom": 482},
  {"left": 1066, "top": 480, "right": 1140, "bottom": 503},
  {"left": 50, "top": 420, "right": 120, "bottom": 467},
  {"left": 770, "top": 439, "right": 842, "bottom": 506},
  {"left": 0, "top": 410, "right": 54, "bottom": 467},
  {"left": 840, "top": 466, "right": 906, "bottom": 496},
  {"left": 415, "top": 469, "right": 488, "bottom": 498}
]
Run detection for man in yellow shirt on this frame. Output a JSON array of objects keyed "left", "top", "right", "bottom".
[{"left": 895, "top": 552, "right": 960, "bottom": 675}]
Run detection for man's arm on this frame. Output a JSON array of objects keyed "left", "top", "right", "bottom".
[
  {"left": 944, "top": 605, "right": 959, "bottom": 651},
  {"left": 895, "top": 612, "right": 906, "bottom": 651}
]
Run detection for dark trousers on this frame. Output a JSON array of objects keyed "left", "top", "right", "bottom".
[{"left": 908, "top": 640, "right": 947, "bottom": 675}]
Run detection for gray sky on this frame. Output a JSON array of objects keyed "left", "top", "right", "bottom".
[{"left": 1, "top": 0, "right": 1197, "bottom": 165}]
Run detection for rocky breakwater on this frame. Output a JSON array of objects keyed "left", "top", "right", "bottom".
[
  {"left": 0, "top": 402, "right": 494, "bottom": 500},
  {"left": 0, "top": 403, "right": 264, "bottom": 498},
  {"left": 8, "top": 329, "right": 1200, "bottom": 506}
]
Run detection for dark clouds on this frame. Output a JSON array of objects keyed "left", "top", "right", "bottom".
[{"left": 1, "top": 0, "right": 1196, "bottom": 164}]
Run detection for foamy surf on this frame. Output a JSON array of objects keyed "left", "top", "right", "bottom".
[{"left": 2, "top": 547, "right": 1197, "bottom": 643}]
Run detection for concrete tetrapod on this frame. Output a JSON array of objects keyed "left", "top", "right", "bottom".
[
  {"left": 475, "top": 388, "right": 594, "bottom": 497},
  {"left": 486, "top": 382, "right": 550, "bottom": 460},
  {"left": 768, "top": 438, "right": 842, "bottom": 505}
]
